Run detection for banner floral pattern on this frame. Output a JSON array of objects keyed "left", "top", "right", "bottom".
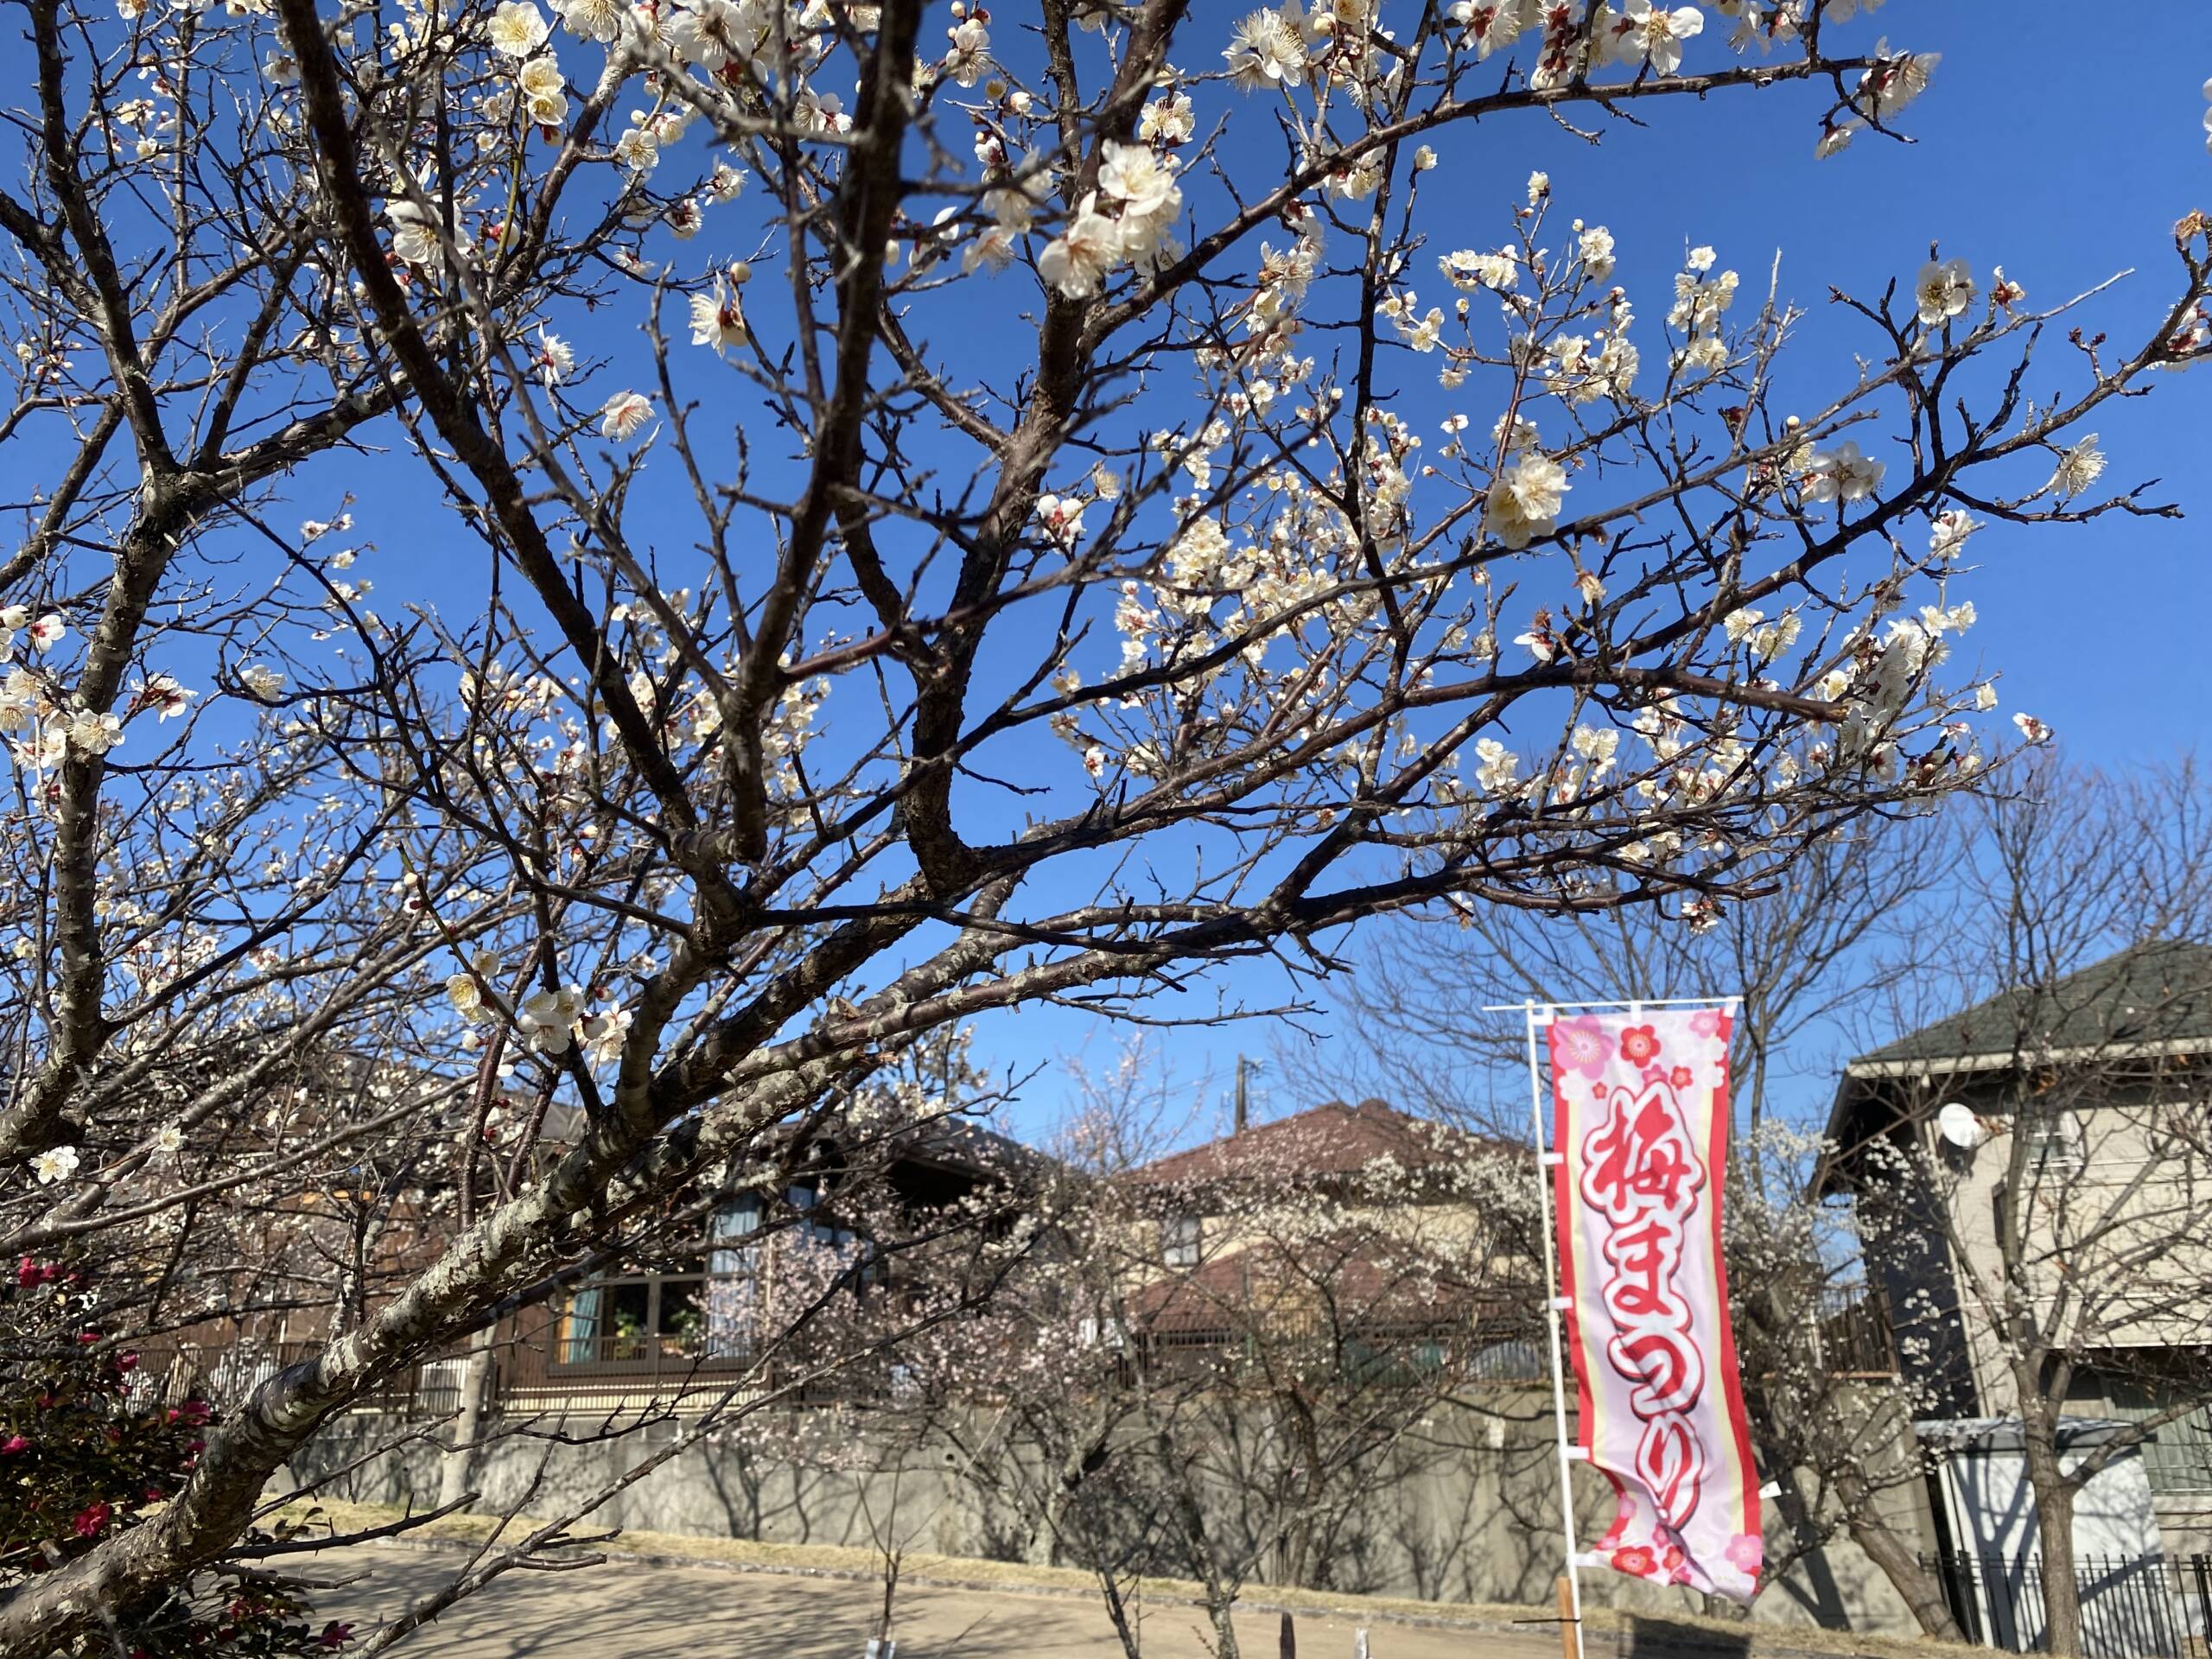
[{"left": 1548, "top": 1007, "right": 1762, "bottom": 1602}]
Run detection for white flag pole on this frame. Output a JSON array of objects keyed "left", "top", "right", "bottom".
[{"left": 1524, "top": 1001, "right": 1586, "bottom": 1659}]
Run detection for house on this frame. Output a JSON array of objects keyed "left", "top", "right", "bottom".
[
  {"left": 1817, "top": 941, "right": 2212, "bottom": 1563},
  {"left": 1113, "top": 1098, "right": 1545, "bottom": 1383},
  {"left": 502, "top": 1101, "right": 1038, "bottom": 1414},
  {"left": 142, "top": 1090, "right": 1038, "bottom": 1422}
]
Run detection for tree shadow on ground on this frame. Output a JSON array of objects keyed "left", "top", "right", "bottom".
[{"left": 1612, "top": 1612, "right": 1756, "bottom": 1659}]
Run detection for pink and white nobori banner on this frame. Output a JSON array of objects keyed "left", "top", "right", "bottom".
[{"left": 1546, "top": 1006, "right": 1763, "bottom": 1603}]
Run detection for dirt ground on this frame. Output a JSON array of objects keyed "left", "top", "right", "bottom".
[{"left": 319, "top": 1541, "right": 1587, "bottom": 1658}]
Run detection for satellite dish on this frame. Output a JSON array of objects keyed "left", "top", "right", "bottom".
[{"left": 1937, "top": 1102, "right": 1988, "bottom": 1150}]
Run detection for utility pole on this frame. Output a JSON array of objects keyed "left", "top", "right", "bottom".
[{"left": 1234, "top": 1055, "right": 1257, "bottom": 1135}]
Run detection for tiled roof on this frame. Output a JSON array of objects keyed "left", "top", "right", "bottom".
[
  {"left": 1849, "top": 939, "right": 2212, "bottom": 1070},
  {"left": 1125, "top": 1236, "right": 1505, "bottom": 1332},
  {"left": 1125, "top": 1099, "right": 1488, "bottom": 1187}
]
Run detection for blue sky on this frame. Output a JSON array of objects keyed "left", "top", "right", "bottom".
[
  {"left": 966, "top": 6, "right": 2212, "bottom": 1142},
  {"left": 27, "top": 4, "right": 2198, "bottom": 1151}
]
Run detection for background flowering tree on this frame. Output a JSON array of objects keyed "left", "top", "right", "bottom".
[
  {"left": 1322, "top": 758, "right": 2212, "bottom": 1653},
  {"left": 1852, "top": 760, "right": 2212, "bottom": 1658},
  {"left": 815, "top": 1058, "right": 1540, "bottom": 1659},
  {"left": 1, "top": 0, "right": 2209, "bottom": 1646}
]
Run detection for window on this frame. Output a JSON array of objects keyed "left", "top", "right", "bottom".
[
  {"left": 557, "top": 1192, "right": 764, "bottom": 1367},
  {"left": 2104, "top": 1375, "right": 2212, "bottom": 1496},
  {"left": 2023, "top": 1110, "right": 2083, "bottom": 1174},
  {"left": 1163, "top": 1214, "right": 1202, "bottom": 1269}
]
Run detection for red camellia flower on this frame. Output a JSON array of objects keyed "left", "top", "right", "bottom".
[
  {"left": 1618, "top": 1024, "right": 1662, "bottom": 1065},
  {"left": 0, "top": 1433, "right": 29, "bottom": 1455},
  {"left": 116, "top": 1351, "right": 139, "bottom": 1373},
  {"left": 73, "top": 1500, "right": 113, "bottom": 1539}
]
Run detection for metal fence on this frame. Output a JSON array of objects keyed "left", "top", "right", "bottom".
[
  {"left": 127, "top": 1342, "right": 470, "bottom": 1420},
  {"left": 1927, "top": 1551, "right": 2212, "bottom": 1658}
]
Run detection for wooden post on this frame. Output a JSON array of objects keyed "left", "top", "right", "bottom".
[{"left": 1556, "top": 1573, "right": 1580, "bottom": 1659}]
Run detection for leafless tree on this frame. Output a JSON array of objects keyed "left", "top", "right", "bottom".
[
  {"left": 1309, "top": 812, "right": 1973, "bottom": 1635},
  {"left": 1840, "top": 757, "right": 2212, "bottom": 1657},
  {"left": 859, "top": 1052, "right": 1539, "bottom": 1659}
]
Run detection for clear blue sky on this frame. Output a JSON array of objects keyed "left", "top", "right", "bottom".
[
  {"left": 967, "top": 6, "right": 2212, "bottom": 1141},
  {"left": 65, "top": 7, "right": 2196, "bottom": 1146}
]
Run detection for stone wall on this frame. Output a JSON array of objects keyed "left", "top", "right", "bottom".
[{"left": 284, "top": 1393, "right": 1929, "bottom": 1637}]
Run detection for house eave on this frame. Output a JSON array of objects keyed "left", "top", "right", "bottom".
[{"left": 1842, "top": 1033, "right": 2212, "bottom": 1082}]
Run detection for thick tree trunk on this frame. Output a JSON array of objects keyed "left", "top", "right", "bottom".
[
  {"left": 1206, "top": 1602, "right": 1241, "bottom": 1659},
  {"left": 1842, "top": 1504, "right": 1967, "bottom": 1643},
  {"left": 2024, "top": 1427, "right": 2084, "bottom": 1659},
  {"left": 435, "top": 1326, "right": 499, "bottom": 1512}
]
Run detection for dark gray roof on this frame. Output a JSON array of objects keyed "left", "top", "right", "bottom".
[
  {"left": 1849, "top": 939, "right": 2212, "bottom": 1071},
  {"left": 1815, "top": 941, "right": 2212, "bottom": 1197}
]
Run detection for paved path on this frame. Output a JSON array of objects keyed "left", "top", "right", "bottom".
[{"left": 322, "top": 1542, "right": 1587, "bottom": 1658}]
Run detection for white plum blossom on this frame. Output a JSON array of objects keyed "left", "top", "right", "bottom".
[
  {"left": 67, "top": 710, "right": 124, "bottom": 753},
  {"left": 1034, "top": 493, "right": 1088, "bottom": 547},
  {"left": 599, "top": 391, "right": 652, "bottom": 441},
  {"left": 552, "top": 0, "right": 622, "bottom": 39},
  {"left": 1097, "top": 143, "right": 1181, "bottom": 249},
  {"left": 2012, "top": 711, "right": 2052, "bottom": 745},
  {"left": 689, "top": 283, "right": 748, "bottom": 355},
  {"left": 239, "top": 663, "right": 284, "bottom": 699},
  {"left": 1929, "top": 510, "right": 1980, "bottom": 560},
  {"left": 32, "top": 1144, "right": 79, "bottom": 1185},
  {"left": 580, "top": 1004, "right": 632, "bottom": 1068},
  {"left": 487, "top": 0, "right": 549, "bottom": 55},
  {"left": 516, "top": 53, "right": 568, "bottom": 125},
  {"left": 1483, "top": 453, "right": 1568, "bottom": 550},
  {"left": 1801, "top": 439, "right": 1885, "bottom": 504},
  {"left": 532, "top": 327, "right": 574, "bottom": 386},
  {"left": 940, "top": 11, "right": 991, "bottom": 85},
  {"left": 1578, "top": 224, "right": 1616, "bottom": 283},
  {"left": 1854, "top": 40, "right": 1938, "bottom": 119},
  {"left": 1611, "top": 0, "right": 1704, "bottom": 75},
  {"left": 1915, "top": 257, "right": 1975, "bottom": 328},
  {"left": 518, "top": 983, "right": 586, "bottom": 1051},
  {"left": 1472, "top": 736, "right": 1521, "bottom": 793},
  {"left": 1439, "top": 248, "right": 1518, "bottom": 292},
  {"left": 1571, "top": 724, "right": 1621, "bottom": 774},
  {"left": 386, "top": 199, "right": 445, "bottom": 270},
  {"left": 2050, "top": 434, "right": 2105, "bottom": 499},
  {"left": 1224, "top": 6, "right": 1306, "bottom": 91},
  {"left": 138, "top": 674, "right": 193, "bottom": 721},
  {"left": 1140, "top": 91, "right": 1195, "bottom": 145},
  {"left": 1039, "top": 196, "right": 1124, "bottom": 298},
  {"left": 447, "top": 970, "right": 487, "bottom": 1021},
  {"left": 1447, "top": 0, "right": 1537, "bottom": 58}
]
